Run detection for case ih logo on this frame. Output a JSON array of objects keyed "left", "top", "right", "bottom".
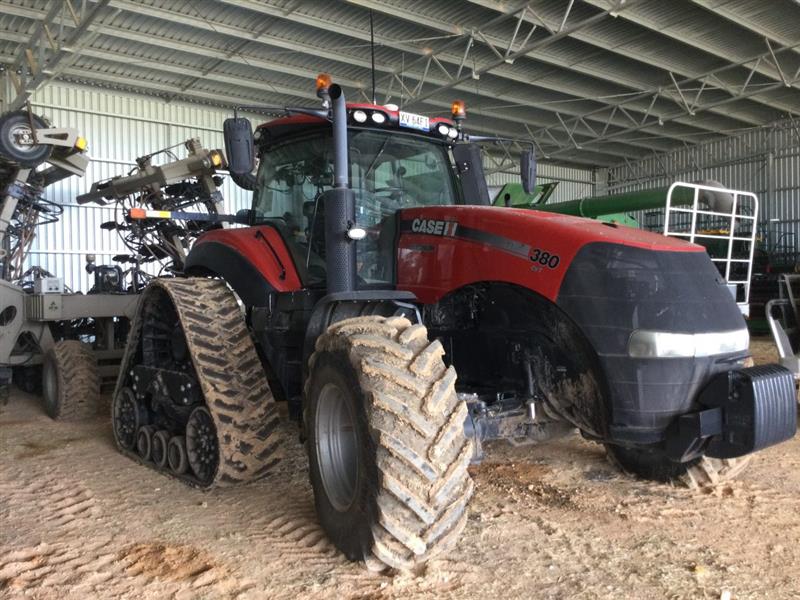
[{"left": 410, "top": 218, "right": 459, "bottom": 237}]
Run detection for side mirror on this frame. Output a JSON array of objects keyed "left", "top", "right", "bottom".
[
  {"left": 223, "top": 117, "right": 255, "bottom": 176},
  {"left": 452, "top": 143, "right": 490, "bottom": 206},
  {"left": 234, "top": 208, "right": 255, "bottom": 225},
  {"left": 521, "top": 149, "right": 537, "bottom": 195}
]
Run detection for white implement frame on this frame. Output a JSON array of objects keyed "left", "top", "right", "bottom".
[{"left": 664, "top": 182, "right": 758, "bottom": 317}]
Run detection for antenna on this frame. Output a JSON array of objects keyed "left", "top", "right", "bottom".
[{"left": 370, "top": 9, "right": 376, "bottom": 104}]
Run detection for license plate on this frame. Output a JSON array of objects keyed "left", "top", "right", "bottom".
[{"left": 399, "top": 111, "right": 430, "bottom": 132}]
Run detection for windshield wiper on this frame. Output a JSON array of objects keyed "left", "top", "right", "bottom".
[{"left": 364, "top": 135, "right": 392, "bottom": 180}]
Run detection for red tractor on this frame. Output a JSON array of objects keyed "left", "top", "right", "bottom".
[{"left": 112, "top": 76, "right": 796, "bottom": 571}]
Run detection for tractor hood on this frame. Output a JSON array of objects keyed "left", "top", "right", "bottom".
[
  {"left": 396, "top": 204, "right": 702, "bottom": 304},
  {"left": 395, "top": 204, "right": 747, "bottom": 441},
  {"left": 400, "top": 204, "right": 696, "bottom": 253}
]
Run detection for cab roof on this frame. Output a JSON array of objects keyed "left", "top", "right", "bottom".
[{"left": 254, "top": 103, "right": 456, "bottom": 143}]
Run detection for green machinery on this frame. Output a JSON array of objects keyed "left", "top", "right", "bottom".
[{"left": 491, "top": 181, "right": 734, "bottom": 229}]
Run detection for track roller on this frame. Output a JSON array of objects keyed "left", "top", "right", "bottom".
[
  {"left": 152, "top": 430, "right": 170, "bottom": 468},
  {"left": 137, "top": 426, "right": 155, "bottom": 461},
  {"left": 168, "top": 436, "right": 189, "bottom": 475}
]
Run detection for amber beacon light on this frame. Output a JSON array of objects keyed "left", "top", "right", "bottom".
[
  {"left": 451, "top": 100, "right": 466, "bottom": 119},
  {"left": 316, "top": 73, "right": 332, "bottom": 92}
]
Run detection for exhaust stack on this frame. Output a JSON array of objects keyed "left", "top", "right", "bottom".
[{"left": 324, "top": 84, "right": 357, "bottom": 295}]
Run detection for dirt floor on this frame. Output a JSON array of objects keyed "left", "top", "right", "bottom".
[{"left": 1, "top": 336, "right": 798, "bottom": 599}]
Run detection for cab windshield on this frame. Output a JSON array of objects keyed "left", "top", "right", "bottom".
[{"left": 252, "top": 128, "right": 457, "bottom": 285}]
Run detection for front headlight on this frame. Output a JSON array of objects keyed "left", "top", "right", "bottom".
[{"left": 628, "top": 329, "right": 749, "bottom": 358}]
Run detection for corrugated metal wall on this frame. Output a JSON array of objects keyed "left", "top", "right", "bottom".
[
  {"left": 23, "top": 84, "right": 258, "bottom": 292},
  {"left": 605, "top": 119, "right": 800, "bottom": 249},
  {"left": 19, "top": 83, "right": 595, "bottom": 291}
]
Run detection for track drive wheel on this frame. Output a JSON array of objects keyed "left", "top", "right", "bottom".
[
  {"left": 605, "top": 443, "right": 752, "bottom": 489},
  {"left": 42, "top": 340, "right": 101, "bottom": 420},
  {"left": 305, "top": 316, "right": 474, "bottom": 571}
]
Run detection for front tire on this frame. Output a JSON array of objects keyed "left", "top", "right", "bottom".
[
  {"left": 305, "top": 316, "right": 474, "bottom": 571},
  {"left": 605, "top": 443, "right": 751, "bottom": 489}
]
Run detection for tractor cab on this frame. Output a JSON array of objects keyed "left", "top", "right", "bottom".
[
  {"left": 249, "top": 107, "right": 461, "bottom": 287},
  {"left": 219, "top": 74, "right": 533, "bottom": 293}
]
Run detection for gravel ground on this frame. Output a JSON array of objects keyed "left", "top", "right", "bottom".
[{"left": 1, "top": 337, "right": 798, "bottom": 599}]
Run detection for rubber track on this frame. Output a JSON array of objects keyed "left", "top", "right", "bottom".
[
  {"left": 46, "top": 340, "right": 100, "bottom": 420},
  {"left": 308, "top": 315, "right": 474, "bottom": 571},
  {"left": 680, "top": 456, "right": 752, "bottom": 489},
  {"left": 113, "top": 278, "right": 282, "bottom": 488}
]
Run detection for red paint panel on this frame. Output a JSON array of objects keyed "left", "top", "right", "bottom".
[
  {"left": 194, "top": 226, "right": 303, "bottom": 292},
  {"left": 396, "top": 206, "right": 703, "bottom": 304}
]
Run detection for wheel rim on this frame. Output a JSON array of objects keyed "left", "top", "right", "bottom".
[
  {"left": 42, "top": 358, "right": 58, "bottom": 414},
  {"left": 113, "top": 388, "right": 140, "bottom": 450},
  {"left": 7, "top": 122, "right": 36, "bottom": 156},
  {"left": 186, "top": 406, "right": 218, "bottom": 484},
  {"left": 315, "top": 382, "right": 359, "bottom": 512}
]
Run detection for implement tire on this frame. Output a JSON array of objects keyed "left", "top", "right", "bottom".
[
  {"left": 42, "top": 340, "right": 100, "bottom": 420},
  {"left": 0, "top": 111, "right": 52, "bottom": 167},
  {"left": 305, "top": 315, "right": 474, "bottom": 571},
  {"left": 605, "top": 443, "right": 751, "bottom": 489}
]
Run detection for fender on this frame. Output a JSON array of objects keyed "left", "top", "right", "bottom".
[
  {"left": 184, "top": 241, "right": 275, "bottom": 307},
  {"left": 302, "top": 290, "right": 417, "bottom": 375},
  {"left": 189, "top": 226, "right": 304, "bottom": 299}
]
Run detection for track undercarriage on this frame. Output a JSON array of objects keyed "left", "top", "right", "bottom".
[{"left": 112, "top": 278, "right": 282, "bottom": 488}]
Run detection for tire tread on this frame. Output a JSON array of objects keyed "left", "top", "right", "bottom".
[
  {"left": 44, "top": 340, "right": 100, "bottom": 421},
  {"left": 308, "top": 315, "right": 473, "bottom": 570}
]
